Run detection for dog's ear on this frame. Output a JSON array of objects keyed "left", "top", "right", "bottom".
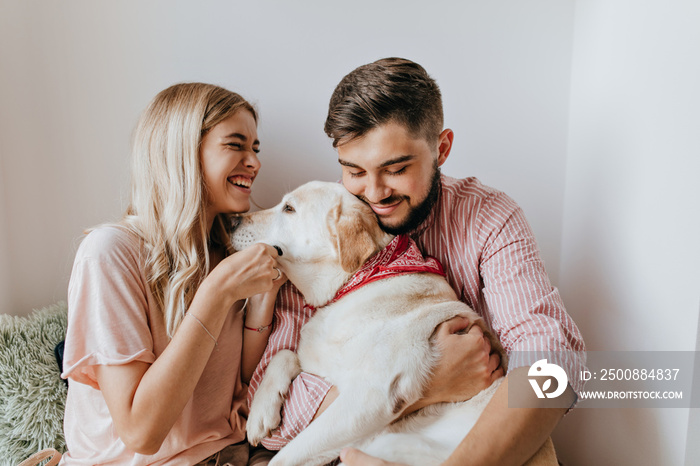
[{"left": 328, "top": 199, "right": 390, "bottom": 273}]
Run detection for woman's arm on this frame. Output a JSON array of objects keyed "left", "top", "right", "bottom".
[
  {"left": 241, "top": 272, "right": 286, "bottom": 384},
  {"left": 94, "top": 243, "right": 280, "bottom": 455}
]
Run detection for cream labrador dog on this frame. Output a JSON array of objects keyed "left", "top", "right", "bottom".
[{"left": 231, "top": 181, "right": 556, "bottom": 466}]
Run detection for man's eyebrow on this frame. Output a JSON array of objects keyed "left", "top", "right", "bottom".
[
  {"left": 223, "top": 133, "right": 260, "bottom": 145},
  {"left": 378, "top": 155, "right": 415, "bottom": 168},
  {"left": 338, "top": 159, "right": 362, "bottom": 169},
  {"left": 338, "top": 155, "right": 415, "bottom": 169}
]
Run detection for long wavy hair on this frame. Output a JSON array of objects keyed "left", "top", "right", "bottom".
[{"left": 121, "top": 83, "right": 257, "bottom": 338}]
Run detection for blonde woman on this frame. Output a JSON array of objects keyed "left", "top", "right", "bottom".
[{"left": 60, "top": 83, "right": 281, "bottom": 465}]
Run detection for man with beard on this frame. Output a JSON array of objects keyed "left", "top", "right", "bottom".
[{"left": 247, "top": 58, "right": 586, "bottom": 465}]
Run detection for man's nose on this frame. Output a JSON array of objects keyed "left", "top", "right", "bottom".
[{"left": 364, "top": 175, "right": 391, "bottom": 203}]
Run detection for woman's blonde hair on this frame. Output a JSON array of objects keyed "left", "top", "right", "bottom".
[{"left": 122, "top": 82, "right": 257, "bottom": 338}]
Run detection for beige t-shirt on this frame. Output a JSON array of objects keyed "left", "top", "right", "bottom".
[{"left": 61, "top": 226, "right": 248, "bottom": 465}]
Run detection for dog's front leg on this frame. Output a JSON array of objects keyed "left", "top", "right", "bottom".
[
  {"left": 247, "top": 349, "right": 302, "bottom": 446},
  {"left": 270, "top": 389, "right": 402, "bottom": 466}
]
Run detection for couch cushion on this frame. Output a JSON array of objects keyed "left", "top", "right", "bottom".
[{"left": 0, "top": 302, "right": 68, "bottom": 465}]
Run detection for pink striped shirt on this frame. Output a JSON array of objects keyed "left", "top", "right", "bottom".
[{"left": 247, "top": 175, "right": 586, "bottom": 450}]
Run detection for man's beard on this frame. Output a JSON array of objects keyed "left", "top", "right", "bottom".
[{"left": 362, "top": 162, "right": 441, "bottom": 236}]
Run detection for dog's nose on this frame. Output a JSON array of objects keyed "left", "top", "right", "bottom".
[{"left": 273, "top": 245, "right": 283, "bottom": 256}]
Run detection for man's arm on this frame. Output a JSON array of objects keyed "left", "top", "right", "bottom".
[
  {"left": 311, "top": 315, "right": 501, "bottom": 423},
  {"left": 443, "top": 366, "right": 574, "bottom": 466},
  {"left": 340, "top": 367, "right": 574, "bottom": 466},
  {"left": 443, "top": 192, "right": 584, "bottom": 464}
]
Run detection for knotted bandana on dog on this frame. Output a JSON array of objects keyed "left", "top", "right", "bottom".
[{"left": 306, "top": 235, "right": 446, "bottom": 310}]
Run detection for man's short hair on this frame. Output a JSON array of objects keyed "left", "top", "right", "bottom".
[{"left": 324, "top": 57, "right": 444, "bottom": 148}]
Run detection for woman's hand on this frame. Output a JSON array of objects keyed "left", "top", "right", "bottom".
[
  {"left": 339, "top": 448, "right": 406, "bottom": 466},
  {"left": 205, "top": 243, "right": 282, "bottom": 305},
  {"left": 421, "top": 316, "right": 503, "bottom": 405}
]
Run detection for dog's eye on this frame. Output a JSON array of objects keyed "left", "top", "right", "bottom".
[{"left": 283, "top": 203, "right": 295, "bottom": 213}]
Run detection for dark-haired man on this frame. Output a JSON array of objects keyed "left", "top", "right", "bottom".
[{"left": 249, "top": 58, "right": 585, "bottom": 465}]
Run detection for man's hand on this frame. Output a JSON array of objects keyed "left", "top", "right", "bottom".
[
  {"left": 339, "top": 447, "right": 406, "bottom": 466},
  {"left": 423, "top": 316, "right": 503, "bottom": 405}
]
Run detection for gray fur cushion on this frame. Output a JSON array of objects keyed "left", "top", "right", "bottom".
[{"left": 0, "top": 302, "right": 68, "bottom": 466}]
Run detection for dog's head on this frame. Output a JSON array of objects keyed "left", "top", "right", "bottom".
[{"left": 231, "top": 181, "right": 393, "bottom": 304}]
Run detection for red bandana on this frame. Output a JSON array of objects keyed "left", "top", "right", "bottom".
[{"left": 306, "top": 235, "right": 446, "bottom": 310}]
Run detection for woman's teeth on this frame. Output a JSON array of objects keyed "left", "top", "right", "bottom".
[{"left": 229, "top": 176, "right": 252, "bottom": 188}]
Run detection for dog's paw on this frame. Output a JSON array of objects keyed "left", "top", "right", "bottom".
[{"left": 247, "top": 395, "right": 284, "bottom": 446}]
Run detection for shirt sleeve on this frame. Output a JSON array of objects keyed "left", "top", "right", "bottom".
[
  {"left": 62, "top": 227, "right": 156, "bottom": 389},
  {"left": 476, "top": 193, "right": 587, "bottom": 396},
  {"left": 246, "top": 283, "right": 332, "bottom": 450}
]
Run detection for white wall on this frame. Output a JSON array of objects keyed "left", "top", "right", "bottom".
[
  {"left": 0, "top": 0, "right": 574, "bottom": 316},
  {"left": 554, "top": 1, "right": 700, "bottom": 465},
  {"left": 0, "top": 140, "right": 10, "bottom": 313}
]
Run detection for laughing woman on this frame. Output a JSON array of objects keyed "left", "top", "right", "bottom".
[{"left": 60, "top": 83, "right": 282, "bottom": 465}]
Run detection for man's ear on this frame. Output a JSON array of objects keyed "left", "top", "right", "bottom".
[
  {"left": 436, "top": 128, "right": 454, "bottom": 167},
  {"left": 328, "top": 200, "right": 387, "bottom": 273}
]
